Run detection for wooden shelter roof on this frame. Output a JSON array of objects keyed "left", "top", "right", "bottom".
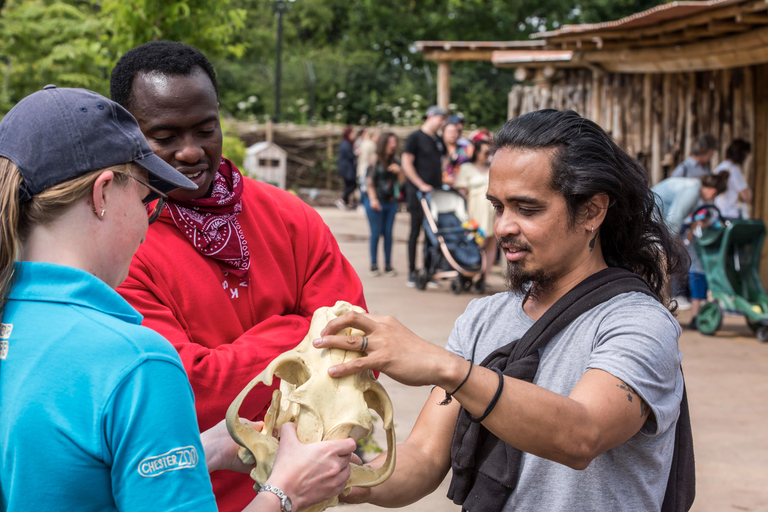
[
  {"left": 533, "top": 0, "right": 743, "bottom": 40},
  {"left": 417, "top": 0, "right": 768, "bottom": 73},
  {"left": 557, "top": 0, "right": 768, "bottom": 73},
  {"left": 414, "top": 40, "right": 545, "bottom": 61},
  {"left": 533, "top": 0, "right": 768, "bottom": 57}
]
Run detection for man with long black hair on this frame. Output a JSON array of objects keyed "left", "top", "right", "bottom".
[{"left": 316, "top": 109, "right": 693, "bottom": 511}]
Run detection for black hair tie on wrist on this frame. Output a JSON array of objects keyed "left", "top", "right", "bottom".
[
  {"left": 438, "top": 360, "right": 473, "bottom": 406},
  {"left": 468, "top": 368, "right": 504, "bottom": 423}
]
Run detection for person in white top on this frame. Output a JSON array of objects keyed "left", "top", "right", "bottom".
[
  {"left": 455, "top": 138, "right": 496, "bottom": 282},
  {"left": 714, "top": 139, "right": 752, "bottom": 219}
]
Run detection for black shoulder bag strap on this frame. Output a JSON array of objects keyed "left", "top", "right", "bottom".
[{"left": 447, "top": 267, "right": 694, "bottom": 512}]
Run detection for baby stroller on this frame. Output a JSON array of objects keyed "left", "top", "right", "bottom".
[
  {"left": 693, "top": 207, "right": 768, "bottom": 342},
  {"left": 414, "top": 188, "right": 487, "bottom": 294}
]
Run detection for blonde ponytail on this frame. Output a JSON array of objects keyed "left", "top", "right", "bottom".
[
  {"left": 0, "top": 159, "right": 23, "bottom": 316},
  {"left": 0, "top": 158, "right": 134, "bottom": 317}
]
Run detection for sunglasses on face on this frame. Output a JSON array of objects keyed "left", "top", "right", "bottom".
[{"left": 127, "top": 174, "right": 169, "bottom": 225}]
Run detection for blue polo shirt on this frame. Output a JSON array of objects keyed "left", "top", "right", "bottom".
[{"left": 0, "top": 262, "right": 217, "bottom": 511}]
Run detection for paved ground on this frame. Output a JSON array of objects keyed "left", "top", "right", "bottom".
[{"left": 315, "top": 205, "right": 768, "bottom": 512}]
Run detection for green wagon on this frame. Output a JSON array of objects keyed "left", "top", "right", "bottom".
[{"left": 694, "top": 218, "right": 768, "bottom": 342}]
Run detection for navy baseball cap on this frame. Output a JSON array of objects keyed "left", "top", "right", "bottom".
[{"left": 0, "top": 85, "right": 196, "bottom": 202}]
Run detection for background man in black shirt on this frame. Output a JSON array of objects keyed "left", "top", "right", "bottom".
[{"left": 401, "top": 105, "right": 447, "bottom": 286}]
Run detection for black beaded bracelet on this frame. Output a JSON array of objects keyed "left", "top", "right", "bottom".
[
  {"left": 438, "top": 360, "right": 473, "bottom": 406},
  {"left": 468, "top": 368, "right": 504, "bottom": 423}
]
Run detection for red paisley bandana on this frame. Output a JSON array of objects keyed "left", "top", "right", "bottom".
[{"left": 166, "top": 158, "right": 250, "bottom": 277}]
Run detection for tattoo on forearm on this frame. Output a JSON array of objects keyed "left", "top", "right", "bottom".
[{"left": 617, "top": 383, "right": 649, "bottom": 418}]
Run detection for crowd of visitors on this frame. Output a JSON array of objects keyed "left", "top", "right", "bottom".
[
  {"left": 337, "top": 105, "right": 494, "bottom": 287},
  {"left": 653, "top": 132, "right": 754, "bottom": 328}
]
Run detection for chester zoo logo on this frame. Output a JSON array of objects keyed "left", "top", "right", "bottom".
[{"left": 138, "top": 446, "right": 199, "bottom": 477}]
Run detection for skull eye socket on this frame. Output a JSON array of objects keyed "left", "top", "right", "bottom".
[{"left": 275, "top": 358, "right": 311, "bottom": 387}]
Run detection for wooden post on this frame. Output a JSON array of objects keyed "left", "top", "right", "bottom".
[
  {"left": 662, "top": 73, "right": 673, "bottom": 162},
  {"left": 684, "top": 72, "right": 696, "bottom": 159},
  {"left": 711, "top": 69, "right": 722, "bottom": 148},
  {"left": 628, "top": 75, "right": 643, "bottom": 158},
  {"left": 437, "top": 60, "right": 451, "bottom": 110},
  {"left": 697, "top": 72, "right": 711, "bottom": 137},
  {"left": 612, "top": 74, "right": 623, "bottom": 143},
  {"left": 603, "top": 73, "right": 614, "bottom": 134},
  {"left": 651, "top": 76, "right": 663, "bottom": 184},
  {"left": 643, "top": 74, "right": 652, "bottom": 155},
  {"left": 675, "top": 75, "right": 686, "bottom": 158},
  {"left": 753, "top": 64, "right": 768, "bottom": 282},
  {"left": 744, "top": 66, "right": 756, "bottom": 191},
  {"left": 589, "top": 70, "right": 601, "bottom": 122},
  {"left": 733, "top": 69, "right": 744, "bottom": 140},
  {"left": 266, "top": 120, "right": 274, "bottom": 143},
  {"left": 721, "top": 68, "right": 733, "bottom": 160}
]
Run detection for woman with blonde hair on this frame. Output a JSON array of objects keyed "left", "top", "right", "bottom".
[{"left": 0, "top": 86, "right": 355, "bottom": 512}]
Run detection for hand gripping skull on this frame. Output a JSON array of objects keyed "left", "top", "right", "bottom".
[{"left": 226, "top": 301, "right": 396, "bottom": 512}]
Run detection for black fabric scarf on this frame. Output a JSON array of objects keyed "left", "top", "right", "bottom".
[{"left": 446, "top": 267, "right": 695, "bottom": 512}]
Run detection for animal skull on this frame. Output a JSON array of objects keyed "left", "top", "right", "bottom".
[{"left": 226, "top": 301, "right": 396, "bottom": 512}]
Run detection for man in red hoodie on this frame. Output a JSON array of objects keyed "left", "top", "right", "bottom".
[{"left": 110, "top": 41, "right": 367, "bottom": 512}]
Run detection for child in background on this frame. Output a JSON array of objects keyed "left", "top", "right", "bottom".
[{"left": 684, "top": 207, "right": 721, "bottom": 329}]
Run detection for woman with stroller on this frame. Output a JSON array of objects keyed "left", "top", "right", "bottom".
[
  {"left": 455, "top": 138, "right": 497, "bottom": 284},
  {"left": 651, "top": 171, "right": 729, "bottom": 235},
  {"left": 0, "top": 87, "right": 356, "bottom": 512},
  {"left": 652, "top": 171, "right": 729, "bottom": 323},
  {"left": 363, "top": 132, "right": 405, "bottom": 277}
]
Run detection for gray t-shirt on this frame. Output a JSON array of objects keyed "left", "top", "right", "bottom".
[{"left": 446, "top": 291, "right": 683, "bottom": 512}]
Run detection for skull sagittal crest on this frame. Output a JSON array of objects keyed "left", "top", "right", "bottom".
[{"left": 226, "top": 301, "right": 396, "bottom": 512}]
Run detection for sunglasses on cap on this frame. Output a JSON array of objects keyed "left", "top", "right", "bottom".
[{"left": 127, "top": 174, "right": 169, "bottom": 225}]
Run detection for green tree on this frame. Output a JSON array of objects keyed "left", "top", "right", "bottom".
[
  {"left": 98, "top": 0, "right": 247, "bottom": 62},
  {"left": 0, "top": 0, "right": 109, "bottom": 110},
  {"left": 0, "top": 0, "right": 248, "bottom": 113},
  {"left": 1, "top": 0, "right": 667, "bottom": 125},
  {"left": 576, "top": 0, "right": 663, "bottom": 24}
]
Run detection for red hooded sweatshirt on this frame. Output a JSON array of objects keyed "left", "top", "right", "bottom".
[{"left": 118, "top": 163, "right": 366, "bottom": 511}]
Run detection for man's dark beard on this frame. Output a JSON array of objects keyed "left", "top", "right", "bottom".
[
  {"left": 499, "top": 233, "right": 558, "bottom": 299},
  {"left": 505, "top": 261, "right": 557, "bottom": 300}
]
